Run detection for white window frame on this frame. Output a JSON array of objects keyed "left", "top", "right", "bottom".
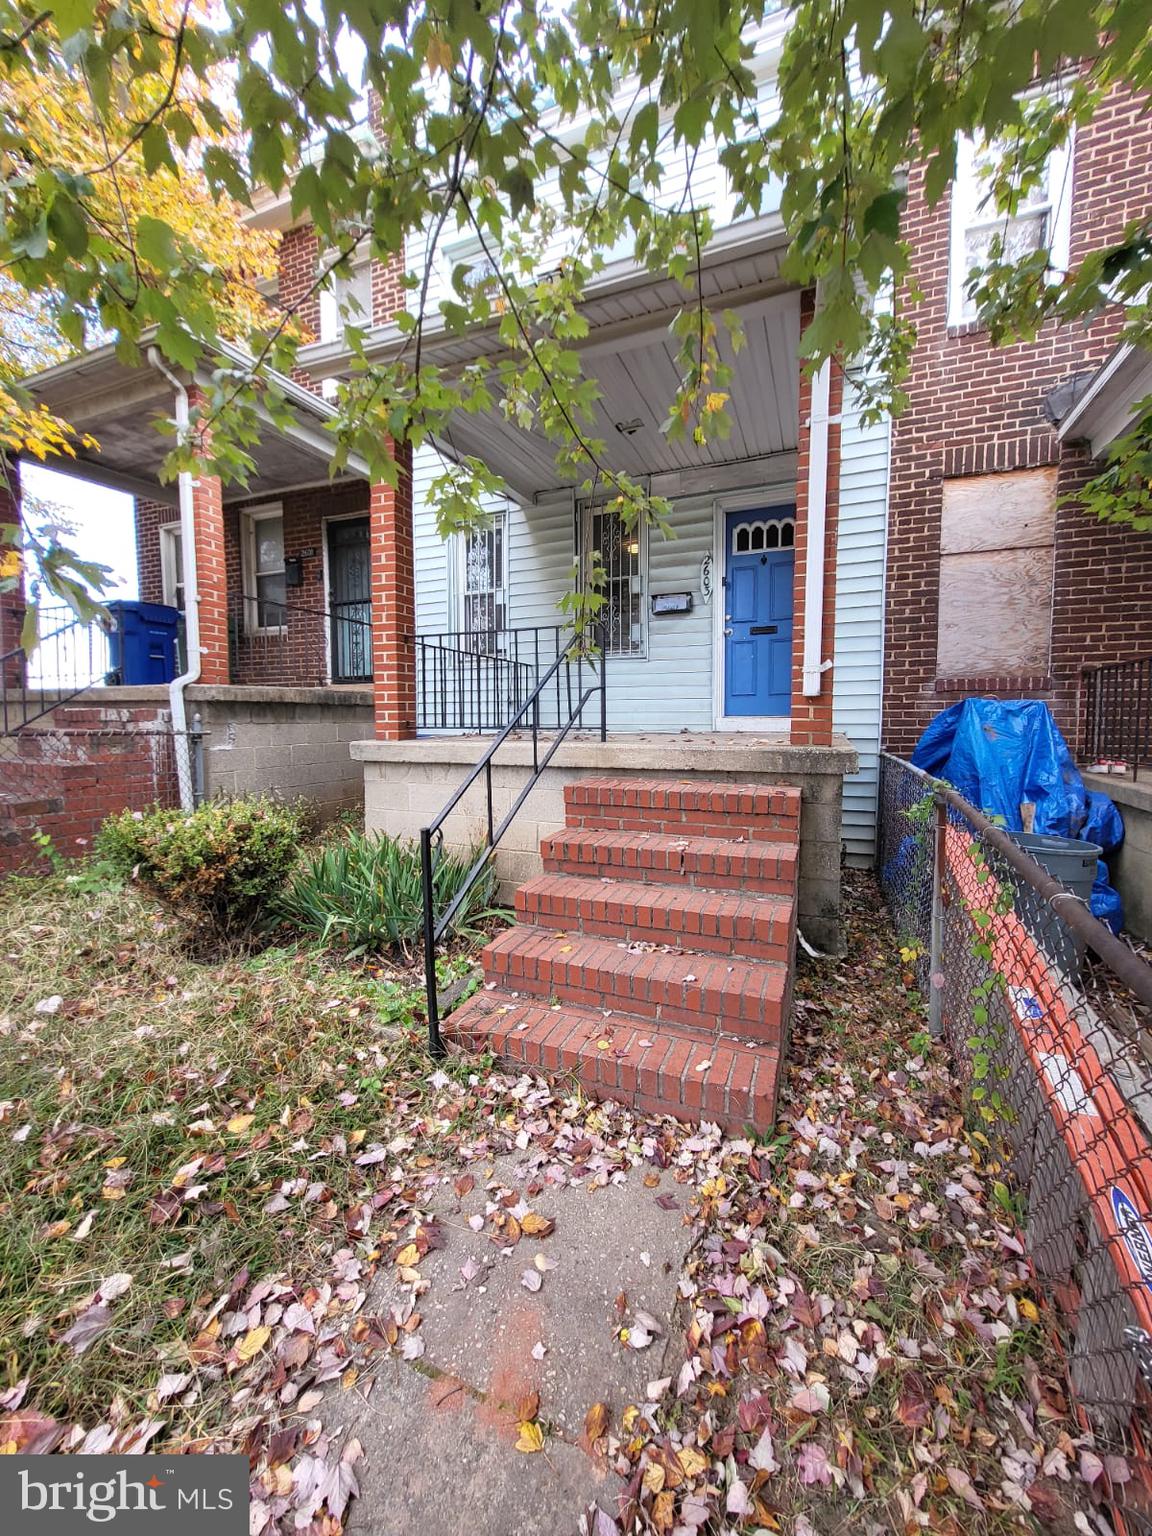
[
  {"left": 578, "top": 501, "right": 648, "bottom": 660},
  {"left": 318, "top": 249, "right": 372, "bottom": 343},
  {"left": 948, "top": 127, "right": 1073, "bottom": 327},
  {"left": 240, "top": 503, "right": 287, "bottom": 636},
  {"left": 454, "top": 507, "right": 509, "bottom": 638},
  {"left": 442, "top": 234, "right": 499, "bottom": 300},
  {"left": 158, "top": 520, "right": 185, "bottom": 611}
]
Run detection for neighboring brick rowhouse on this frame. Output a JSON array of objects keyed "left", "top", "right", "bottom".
[
  {"left": 369, "top": 448, "right": 415, "bottom": 740},
  {"left": 224, "top": 479, "right": 371, "bottom": 687},
  {"left": 0, "top": 700, "right": 178, "bottom": 875},
  {"left": 135, "top": 479, "right": 373, "bottom": 688},
  {"left": 790, "top": 289, "right": 843, "bottom": 748},
  {"left": 883, "top": 84, "right": 1152, "bottom": 756}
]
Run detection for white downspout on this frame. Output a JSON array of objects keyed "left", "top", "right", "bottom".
[
  {"left": 147, "top": 348, "right": 200, "bottom": 809},
  {"left": 802, "top": 356, "right": 834, "bottom": 697}
]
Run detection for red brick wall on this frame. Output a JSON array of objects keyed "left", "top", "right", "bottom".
[
  {"left": 278, "top": 224, "right": 321, "bottom": 340},
  {"left": 369, "top": 450, "right": 415, "bottom": 740},
  {"left": 134, "top": 497, "right": 177, "bottom": 604},
  {"left": 883, "top": 85, "right": 1152, "bottom": 757},
  {"left": 225, "top": 479, "right": 371, "bottom": 687},
  {"left": 0, "top": 700, "right": 179, "bottom": 875}
]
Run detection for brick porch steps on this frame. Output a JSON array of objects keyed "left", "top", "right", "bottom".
[
  {"left": 542, "top": 826, "right": 798, "bottom": 894},
  {"left": 444, "top": 776, "right": 798, "bottom": 1131},
  {"left": 482, "top": 926, "right": 787, "bottom": 1044},
  {"left": 449, "top": 993, "right": 781, "bottom": 1131},
  {"left": 515, "top": 874, "right": 793, "bottom": 961},
  {"left": 565, "top": 777, "right": 800, "bottom": 840}
]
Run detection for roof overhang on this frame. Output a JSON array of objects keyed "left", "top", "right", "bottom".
[
  {"left": 426, "top": 280, "right": 802, "bottom": 504},
  {"left": 300, "top": 215, "right": 791, "bottom": 381},
  {"left": 19, "top": 336, "right": 368, "bottom": 503},
  {"left": 1056, "top": 341, "right": 1152, "bottom": 457}
]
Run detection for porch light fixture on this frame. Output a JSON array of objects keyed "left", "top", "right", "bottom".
[{"left": 614, "top": 417, "right": 643, "bottom": 436}]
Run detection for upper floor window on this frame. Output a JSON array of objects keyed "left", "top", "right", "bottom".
[
  {"left": 443, "top": 235, "right": 499, "bottom": 298},
  {"left": 948, "top": 131, "right": 1073, "bottom": 327},
  {"left": 318, "top": 250, "right": 372, "bottom": 343}
]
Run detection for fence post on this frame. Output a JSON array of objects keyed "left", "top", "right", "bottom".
[
  {"left": 190, "top": 711, "right": 205, "bottom": 806},
  {"left": 928, "top": 793, "right": 946, "bottom": 1038},
  {"left": 421, "top": 827, "right": 444, "bottom": 1060}
]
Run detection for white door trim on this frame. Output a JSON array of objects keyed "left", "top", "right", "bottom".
[{"left": 711, "top": 485, "right": 797, "bottom": 732}]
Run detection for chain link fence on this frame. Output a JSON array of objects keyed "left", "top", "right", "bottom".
[{"left": 878, "top": 753, "right": 1152, "bottom": 1532}]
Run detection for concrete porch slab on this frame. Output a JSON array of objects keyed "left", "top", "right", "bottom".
[
  {"left": 355, "top": 732, "right": 857, "bottom": 951},
  {"left": 338, "top": 1155, "right": 694, "bottom": 1536}
]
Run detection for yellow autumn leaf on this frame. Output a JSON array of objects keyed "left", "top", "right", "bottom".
[
  {"left": 677, "top": 1447, "right": 708, "bottom": 1479},
  {"left": 642, "top": 1462, "right": 666, "bottom": 1494},
  {"left": 425, "top": 32, "right": 453, "bottom": 74},
  {"left": 704, "top": 391, "right": 729, "bottom": 413},
  {"left": 520, "top": 1212, "right": 554, "bottom": 1237},
  {"left": 103, "top": 1156, "right": 127, "bottom": 1169},
  {"left": 226, "top": 1114, "right": 255, "bottom": 1134},
  {"left": 394, "top": 1243, "right": 421, "bottom": 1267},
  {"left": 1018, "top": 1297, "right": 1040, "bottom": 1323},
  {"left": 515, "top": 1420, "right": 544, "bottom": 1454},
  {"left": 236, "top": 1325, "right": 271, "bottom": 1361}
]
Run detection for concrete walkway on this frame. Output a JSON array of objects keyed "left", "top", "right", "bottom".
[{"left": 338, "top": 1157, "right": 695, "bottom": 1536}]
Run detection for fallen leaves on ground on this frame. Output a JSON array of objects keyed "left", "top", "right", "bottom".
[{"left": 0, "top": 873, "right": 1123, "bottom": 1536}]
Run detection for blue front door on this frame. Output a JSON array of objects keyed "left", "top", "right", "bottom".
[{"left": 723, "top": 508, "right": 795, "bottom": 717}]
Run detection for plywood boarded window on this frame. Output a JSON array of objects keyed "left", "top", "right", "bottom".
[{"left": 937, "top": 467, "right": 1056, "bottom": 676}]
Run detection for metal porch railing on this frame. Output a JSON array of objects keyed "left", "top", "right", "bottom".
[
  {"left": 419, "top": 623, "right": 607, "bottom": 1056},
  {"left": 1082, "top": 656, "right": 1152, "bottom": 780},
  {"left": 411, "top": 625, "right": 576, "bottom": 734},
  {"left": 1, "top": 604, "right": 112, "bottom": 735}
]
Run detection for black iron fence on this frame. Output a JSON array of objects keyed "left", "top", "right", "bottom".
[
  {"left": 227, "top": 591, "right": 372, "bottom": 687},
  {"left": 1083, "top": 656, "right": 1152, "bottom": 780},
  {"left": 1, "top": 604, "right": 112, "bottom": 735},
  {"left": 412, "top": 625, "right": 585, "bottom": 733},
  {"left": 878, "top": 752, "right": 1152, "bottom": 1530},
  {"left": 420, "top": 624, "right": 606, "bottom": 1055}
]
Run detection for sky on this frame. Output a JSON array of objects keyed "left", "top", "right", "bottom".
[{"left": 22, "top": 461, "right": 138, "bottom": 601}]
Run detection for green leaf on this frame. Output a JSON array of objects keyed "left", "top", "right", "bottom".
[{"left": 136, "top": 215, "right": 182, "bottom": 272}]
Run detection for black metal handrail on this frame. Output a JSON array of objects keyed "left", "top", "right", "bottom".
[
  {"left": 228, "top": 590, "right": 373, "bottom": 686},
  {"left": 419, "top": 623, "right": 607, "bottom": 1056},
  {"left": 1, "top": 604, "right": 112, "bottom": 735},
  {"left": 1082, "top": 656, "right": 1152, "bottom": 780}
]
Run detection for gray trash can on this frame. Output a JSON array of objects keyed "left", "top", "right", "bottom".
[{"left": 1007, "top": 831, "right": 1102, "bottom": 978}]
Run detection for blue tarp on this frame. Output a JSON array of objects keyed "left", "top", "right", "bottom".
[{"left": 910, "top": 698, "right": 1124, "bottom": 931}]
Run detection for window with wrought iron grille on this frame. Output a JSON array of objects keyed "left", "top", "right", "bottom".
[
  {"left": 580, "top": 503, "right": 646, "bottom": 658},
  {"left": 459, "top": 511, "right": 507, "bottom": 640}
]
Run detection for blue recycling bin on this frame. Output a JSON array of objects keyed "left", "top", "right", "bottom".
[{"left": 106, "top": 600, "right": 182, "bottom": 685}]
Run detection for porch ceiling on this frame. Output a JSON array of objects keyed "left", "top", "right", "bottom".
[
  {"left": 437, "top": 288, "right": 802, "bottom": 503},
  {"left": 19, "top": 339, "right": 364, "bottom": 506}
]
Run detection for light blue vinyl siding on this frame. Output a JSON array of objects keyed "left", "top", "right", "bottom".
[{"left": 833, "top": 384, "right": 891, "bottom": 864}]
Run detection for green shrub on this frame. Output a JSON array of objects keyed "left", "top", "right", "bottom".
[
  {"left": 275, "top": 830, "right": 504, "bottom": 955},
  {"left": 95, "top": 797, "right": 307, "bottom": 937}
]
